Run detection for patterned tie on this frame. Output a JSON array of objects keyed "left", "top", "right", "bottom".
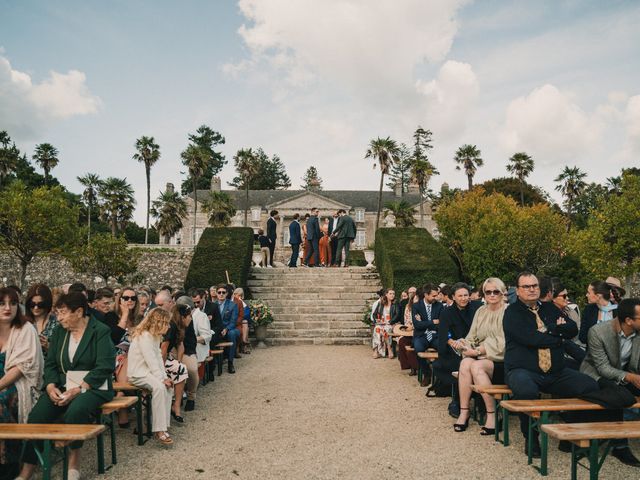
[
  {"left": 529, "top": 305, "right": 552, "bottom": 373},
  {"left": 425, "top": 303, "right": 433, "bottom": 342},
  {"left": 426, "top": 303, "right": 432, "bottom": 322}
]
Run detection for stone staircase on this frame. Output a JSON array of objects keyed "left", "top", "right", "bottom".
[{"left": 247, "top": 267, "right": 381, "bottom": 345}]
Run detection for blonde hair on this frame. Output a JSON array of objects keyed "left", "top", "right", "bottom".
[
  {"left": 132, "top": 307, "right": 171, "bottom": 339},
  {"left": 233, "top": 287, "right": 244, "bottom": 298},
  {"left": 482, "top": 277, "right": 507, "bottom": 294}
]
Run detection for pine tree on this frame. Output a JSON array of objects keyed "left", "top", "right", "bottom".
[{"left": 301, "top": 166, "right": 323, "bottom": 190}]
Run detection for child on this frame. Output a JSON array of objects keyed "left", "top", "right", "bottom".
[{"left": 257, "top": 228, "right": 271, "bottom": 267}]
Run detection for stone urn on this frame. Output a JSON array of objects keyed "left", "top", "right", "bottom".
[
  {"left": 364, "top": 249, "right": 375, "bottom": 268},
  {"left": 252, "top": 251, "right": 263, "bottom": 267},
  {"left": 254, "top": 324, "right": 268, "bottom": 348}
]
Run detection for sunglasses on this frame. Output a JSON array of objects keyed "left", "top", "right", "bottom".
[
  {"left": 217, "top": 290, "right": 227, "bottom": 295},
  {"left": 556, "top": 293, "right": 569, "bottom": 299},
  {"left": 28, "top": 301, "right": 48, "bottom": 309},
  {"left": 121, "top": 296, "right": 137, "bottom": 302},
  {"left": 484, "top": 290, "right": 502, "bottom": 296}
]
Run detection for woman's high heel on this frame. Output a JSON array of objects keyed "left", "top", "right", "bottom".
[
  {"left": 453, "top": 408, "right": 470, "bottom": 432},
  {"left": 480, "top": 411, "right": 495, "bottom": 436}
]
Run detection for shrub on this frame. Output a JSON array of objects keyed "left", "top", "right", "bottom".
[
  {"left": 349, "top": 249, "right": 367, "bottom": 266},
  {"left": 184, "top": 227, "right": 254, "bottom": 290},
  {"left": 374, "top": 228, "right": 459, "bottom": 292}
]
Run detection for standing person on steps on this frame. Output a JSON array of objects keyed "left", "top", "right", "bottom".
[
  {"left": 303, "top": 207, "right": 321, "bottom": 267},
  {"left": 288, "top": 213, "right": 302, "bottom": 268},
  {"left": 332, "top": 209, "right": 357, "bottom": 267},
  {"left": 266, "top": 210, "right": 279, "bottom": 267}
]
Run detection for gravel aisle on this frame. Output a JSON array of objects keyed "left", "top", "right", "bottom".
[{"left": 79, "top": 346, "right": 638, "bottom": 479}]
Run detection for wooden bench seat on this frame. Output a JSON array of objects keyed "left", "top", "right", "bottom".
[
  {"left": 210, "top": 348, "right": 227, "bottom": 376},
  {"left": 112, "top": 382, "right": 152, "bottom": 446},
  {"left": 416, "top": 351, "right": 438, "bottom": 361},
  {"left": 214, "top": 341, "right": 233, "bottom": 348},
  {"left": 0, "top": 424, "right": 105, "bottom": 480},
  {"left": 470, "top": 384, "right": 513, "bottom": 444},
  {"left": 101, "top": 395, "right": 137, "bottom": 415},
  {"left": 541, "top": 421, "right": 640, "bottom": 480},
  {"left": 501, "top": 397, "right": 640, "bottom": 476}
]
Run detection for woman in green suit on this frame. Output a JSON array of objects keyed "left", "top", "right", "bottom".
[{"left": 18, "top": 292, "right": 115, "bottom": 480}]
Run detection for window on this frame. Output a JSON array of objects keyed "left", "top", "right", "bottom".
[
  {"left": 356, "top": 231, "right": 366, "bottom": 247},
  {"left": 283, "top": 229, "right": 290, "bottom": 245},
  {"left": 355, "top": 208, "right": 365, "bottom": 222},
  {"left": 251, "top": 207, "right": 261, "bottom": 222}
]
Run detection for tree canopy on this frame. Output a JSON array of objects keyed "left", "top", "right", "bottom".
[
  {"left": 229, "top": 148, "right": 291, "bottom": 190},
  {"left": 180, "top": 125, "right": 226, "bottom": 195}
]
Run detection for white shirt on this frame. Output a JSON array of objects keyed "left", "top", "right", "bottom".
[
  {"left": 68, "top": 335, "right": 80, "bottom": 362},
  {"left": 619, "top": 330, "right": 636, "bottom": 370},
  {"left": 192, "top": 308, "right": 212, "bottom": 362}
]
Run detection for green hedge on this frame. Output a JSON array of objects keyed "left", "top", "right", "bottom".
[
  {"left": 349, "top": 249, "right": 367, "bottom": 266},
  {"left": 374, "top": 228, "right": 459, "bottom": 292},
  {"left": 184, "top": 227, "right": 254, "bottom": 291}
]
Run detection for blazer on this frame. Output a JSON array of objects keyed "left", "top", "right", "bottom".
[
  {"left": 127, "top": 331, "right": 167, "bottom": 382},
  {"left": 306, "top": 216, "right": 321, "bottom": 240},
  {"left": 217, "top": 299, "right": 239, "bottom": 331},
  {"left": 44, "top": 316, "right": 115, "bottom": 398},
  {"left": 192, "top": 308, "right": 213, "bottom": 362},
  {"left": 267, "top": 217, "right": 277, "bottom": 241},
  {"left": 437, "top": 301, "right": 482, "bottom": 358},
  {"left": 411, "top": 300, "right": 444, "bottom": 338},
  {"left": 289, "top": 220, "right": 302, "bottom": 245},
  {"left": 579, "top": 303, "right": 600, "bottom": 345},
  {"left": 328, "top": 217, "right": 336, "bottom": 236},
  {"left": 580, "top": 320, "right": 640, "bottom": 383},
  {"left": 373, "top": 302, "right": 402, "bottom": 325},
  {"left": 334, "top": 215, "right": 357, "bottom": 239}
]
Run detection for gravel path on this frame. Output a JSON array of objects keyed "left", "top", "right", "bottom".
[{"left": 75, "top": 346, "right": 639, "bottom": 479}]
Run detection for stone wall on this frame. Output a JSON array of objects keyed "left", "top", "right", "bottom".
[{"left": 0, "top": 247, "right": 194, "bottom": 291}]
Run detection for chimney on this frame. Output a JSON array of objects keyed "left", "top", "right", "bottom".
[
  {"left": 211, "top": 176, "right": 221, "bottom": 192},
  {"left": 166, "top": 182, "right": 175, "bottom": 194}
]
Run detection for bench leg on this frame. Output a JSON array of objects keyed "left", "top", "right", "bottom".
[
  {"left": 539, "top": 412, "right": 549, "bottom": 476},
  {"left": 588, "top": 440, "right": 599, "bottom": 480},
  {"left": 217, "top": 353, "right": 223, "bottom": 376},
  {"left": 527, "top": 416, "right": 534, "bottom": 465},
  {"left": 41, "top": 439, "right": 52, "bottom": 480},
  {"left": 503, "top": 406, "right": 510, "bottom": 447},
  {"left": 145, "top": 393, "right": 153, "bottom": 441},
  {"left": 109, "top": 412, "right": 117, "bottom": 465},
  {"left": 135, "top": 392, "right": 144, "bottom": 446},
  {"left": 96, "top": 431, "right": 105, "bottom": 474},
  {"left": 63, "top": 446, "right": 69, "bottom": 480}
]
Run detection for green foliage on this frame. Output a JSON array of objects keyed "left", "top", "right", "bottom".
[
  {"left": 0, "top": 182, "right": 81, "bottom": 288},
  {"left": 201, "top": 191, "right": 236, "bottom": 227},
  {"left": 123, "top": 222, "right": 159, "bottom": 244},
  {"left": 386, "top": 143, "right": 411, "bottom": 193},
  {"left": 506, "top": 152, "right": 535, "bottom": 206},
  {"left": 68, "top": 233, "right": 138, "bottom": 283},
  {"left": 554, "top": 165, "right": 587, "bottom": 229},
  {"left": 349, "top": 249, "right": 367, "bottom": 266},
  {"left": 184, "top": 227, "right": 254, "bottom": 291},
  {"left": 434, "top": 188, "right": 567, "bottom": 286},
  {"left": 366, "top": 136, "right": 402, "bottom": 231},
  {"left": 374, "top": 228, "right": 459, "bottom": 293},
  {"left": 98, "top": 177, "right": 136, "bottom": 235},
  {"left": 454, "top": 144, "right": 483, "bottom": 190},
  {"left": 361, "top": 302, "right": 373, "bottom": 327},
  {"left": 383, "top": 200, "right": 417, "bottom": 227},
  {"left": 151, "top": 189, "right": 188, "bottom": 243},
  {"left": 180, "top": 125, "right": 226, "bottom": 195},
  {"left": 247, "top": 299, "right": 274, "bottom": 326},
  {"left": 572, "top": 182, "right": 608, "bottom": 230},
  {"left": 229, "top": 148, "right": 291, "bottom": 190},
  {"left": 301, "top": 166, "right": 323, "bottom": 190},
  {"left": 32, "top": 143, "right": 59, "bottom": 185},
  {"left": 480, "top": 177, "right": 549, "bottom": 206}
]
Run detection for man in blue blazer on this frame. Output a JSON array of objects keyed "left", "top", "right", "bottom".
[
  {"left": 303, "top": 207, "right": 321, "bottom": 267},
  {"left": 288, "top": 213, "right": 302, "bottom": 267},
  {"left": 411, "top": 283, "right": 444, "bottom": 385},
  {"left": 214, "top": 284, "right": 240, "bottom": 373}
]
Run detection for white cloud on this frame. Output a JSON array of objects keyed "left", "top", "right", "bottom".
[
  {"left": 626, "top": 95, "right": 640, "bottom": 152},
  {"left": 0, "top": 53, "right": 101, "bottom": 139},
  {"left": 499, "top": 84, "right": 604, "bottom": 165}
]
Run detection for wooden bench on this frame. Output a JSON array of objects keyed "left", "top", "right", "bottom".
[
  {"left": 210, "top": 346, "right": 228, "bottom": 376},
  {"left": 542, "top": 422, "right": 640, "bottom": 480},
  {"left": 113, "top": 382, "right": 152, "bottom": 445},
  {"left": 0, "top": 424, "right": 105, "bottom": 480},
  {"left": 98, "top": 396, "right": 138, "bottom": 472},
  {"left": 470, "top": 385, "right": 513, "bottom": 445},
  {"left": 501, "top": 397, "right": 640, "bottom": 476},
  {"left": 416, "top": 350, "right": 438, "bottom": 394}
]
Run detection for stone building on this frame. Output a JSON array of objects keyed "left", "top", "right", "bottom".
[{"left": 165, "top": 177, "right": 438, "bottom": 256}]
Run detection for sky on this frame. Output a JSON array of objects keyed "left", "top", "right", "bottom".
[{"left": 1, "top": 0, "right": 639, "bottom": 224}]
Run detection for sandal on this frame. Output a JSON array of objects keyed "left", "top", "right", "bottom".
[
  {"left": 480, "top": 411, "right": 496, "bottom": 436},
  {"left": 453, "top": 408, "right": 470, "bottom": 432},
  {"left": 156, "top": 431, "right": 174, "bottom": 445}
]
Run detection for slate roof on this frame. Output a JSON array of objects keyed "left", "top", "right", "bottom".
[{"left": 187, "top": 189, "right": 424, "bottom": 211}]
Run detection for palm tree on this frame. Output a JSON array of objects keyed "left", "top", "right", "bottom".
[
  {"left": 365, "top": 137, "right": 401, "bottom": 231},
  {"left": 554, "top": 166, "right": 587, "bottom": 231},
  {"left": 202, "top": 191, "right": 237, "bottom": 227},
  {"left": 454, "top": 144, "right": 483, "bottom": 190},
  {"left": 0, "top": 140, "right": 18, "bottom": 186},
  {"left": 506, "top": 152, "right": 535, "bottom": 206},
  {"left": 410, "top": 158, "right": 438, "bottom": 228},
  {"left": 151, "top": 189, "right": 188, "bottom": 244},
  {"left": 98, "top": 177, "right": 136, "bottom": 236},
  {"left": 77, "top": 173, "right": 102, "bottom": 242},
  {"left": 383, "top": 200, "right": 417, "bottom": 227},
  {"left": 32, "top": 143, "right": 59, "bottom": 185},
  {"left": 234, "top": 148, "right": 259, "bottom": 226},
  {"left": 181, "top": 144, "right": 208, "bottom": 244},
  {"left": 133, "top": 136, "right": 161, "bottom": 244}
]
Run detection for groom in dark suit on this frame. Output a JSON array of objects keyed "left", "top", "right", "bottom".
[
  {"left": 288, "top": 213, "right": 302, "bottom": 267},
  {"left": 266, "top": 210, "right": 278, "bottom": 267},
  {"left": 303, "top": 207, "right": 321, "bottom": 267},
  {"left": 331, "top": 209, "right": 357, "bottom": 267}
]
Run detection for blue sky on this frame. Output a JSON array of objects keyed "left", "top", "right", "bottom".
[{"left": 1, "top": 0, "right": 639, "bottom": 223}]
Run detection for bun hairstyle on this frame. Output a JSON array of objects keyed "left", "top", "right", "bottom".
[{"left": 177, "top": 303, "right": 192, "bottom": 317}]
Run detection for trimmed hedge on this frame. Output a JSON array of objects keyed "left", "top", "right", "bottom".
[
  {"left": 349, "top": 249, "right": 367, "bottom": 266},
  {"left": 184, "top": 227, "right": 254, "bottom": 291},
  {"left": 374, "top": 228, "right": 459, "bottom": 292}
]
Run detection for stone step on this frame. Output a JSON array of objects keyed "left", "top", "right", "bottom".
[
  {"left": 265, "top": 298, "right": 369, "bottom": 307},
  {"left": 268, "top": 305, "right": 365, "bottom": 314},
  {"left": 268, "top": 328, "right": 371, "bottom": 338},
  {"left": 266, "top": 338, "right": 370, "bottom": 346},
  {"left": 249, "top": 285, "right": 379, "bottom": 293},
  {"left": 247, "top": 279, "right": 382, "bottom": 287},
  {"left": 270, "top": 320, "right": 368, "bottom": 330},
  {"left": 272, "top": 313, "right": 365, "bottom": 322},
  {"left": 250, "top": 267, "right": 374, "bottom": 273},
  {"left": 249, "top": 272, "right": 380, "bottom": 279},
  {"left": 249, "top": 292, "right": 378, "bottom": 301}
]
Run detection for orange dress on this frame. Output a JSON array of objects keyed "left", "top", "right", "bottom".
[{"left": 319, "top": 224, "right": 332, "bottom": 266}]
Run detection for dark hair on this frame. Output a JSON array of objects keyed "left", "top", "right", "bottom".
[
  {"left": 270, "top": 210, "right": 278, "bottom": 217},
  {"left": 25, "top": 283, "right": 53, "bottom": 321},
  {"left": 376, "top": 288, "right": 385, "bottom": 298},
  {"left": 293, "top": 213, "right": 300, "bottom": 220},
  {"left": 55, "top": 291, "right": 88, "bottom": 316},
  {"left": 87, "top": 289, "right": 96, "bottom": 303},
  {"left": 539, "top": 276, "right": 553, "bottom": 298},
  {"left": 216, "top": 284, "right": 228, "bottom": 294},
  {"left": 161, "top": 285, "right": 173, "bottom": 293},
  {"left": 440, "top": 285, "right": 453, "bottom": 298},
  {"left": 515, "top": 271, "right": 536, "bottom": 288},
  {"left": 7, "top": 285, "right": 22, "bottom": 297},
  {"left": 451, "top": 282, "right": 471, "bottom": 296},
  {"left": 550, "top": 278, "right": 566, "bottom": 298},
  {"left": 0, "top": 287, "right": 28, "bottom": 328},
  {"left": 304, "top": 213, "right": 310, "bottom": 219},
  {"left": 380, "top": 288, "right": 395, "bottom": 307},
  {"left": 169, "top": 306, "right": 185, "bottom": 344},
  {"left": 226, "top": 284, "right": 235, "bottom": 300},
  {"left": 68, "top": 282, "right": 87, "bottom": 294},
  {"left": 590, "top": 280, "right": 611, "bottom": 301},
  {"left": 95, "top": 287, "right": 114, "bottom": 301},
  {"left": 618, "top": 299, "right": 640, "bottom": 325},
  {"left": 422, "top": 283, "right": 439, "bottom": 295},
  {"left": 188, "top": 287, "right": 200, "bottom": 298},
  {"left": 197, "top": 288, "right": 206, "bottom": 298}
]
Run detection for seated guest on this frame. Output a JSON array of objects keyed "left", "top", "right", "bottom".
[
  {"left": 174, "top": 297, "right": 200, "bottom": 411},
  {"left": 504, "top": 272, "right": 598, "bottom": 458},
  {"left": 128, "top": 308, "right": 174, "bottom": 445},
  {"left": 371, "top": 289, "right": 401, "bottom": 359},
  {"left": 18, "top": 292, "right": 115, "bottom": 480},
  {"left": 579, "top": 298, "right": 640, "bottom": 466},
  {"left": 547, "top": 278, "right": 586, "bottom": 369},
  {"left": 435, "top": 283, "right": 482, "bottom": 410},
  {"left": 397, "top": 287, "right": 419, "bottom": 375},
  {"left": 234, "top": 288, "right": 252, "bottom": 354},
  {"left": 24, "top": 283, "right": 58, "bottom": 355},
  {"left": 454, "top": 278, "right": 506, "bottom": 434},
  {"left": 160, "top": 304, "right": 188, "bottom": 423},
  {"left": 579, "top": 280, "right": 615, "bottom": 345},
  {"left": 214, "top": 285, "right": 240, "bottom": 374},
  {"left": 228, "top": 284, "right": 244, "bottom": 359},
  {"left": 412, "top": 284, "right": 443, "bottom": 386},
  {"left": 0, "top": 287, "right": 44, "bottom": 478},
  {"left": 91, "top": 287, "right": 117, "bottom": 324},
  {"left": 188, "top": 289, "right": 213, "bottom": 364},
  {"left": 137, "top": 291, "right": 150, "bottom": 317}
]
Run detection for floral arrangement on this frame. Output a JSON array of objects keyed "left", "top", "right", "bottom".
[
  {"left": 362, "top": 302, "right": 374, "bottom": 327},
  {"left": 248, "top": 299, "right": 274, "bottom": 327}
]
